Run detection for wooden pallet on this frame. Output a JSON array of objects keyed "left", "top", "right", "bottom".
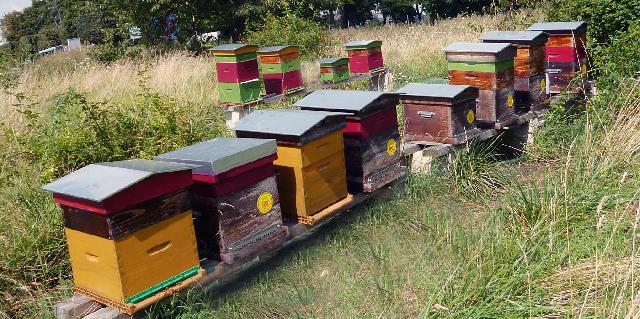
[
  {"left": 493, "top": 113, "right": 520, "bottom": 130},
  {"left": 218, "top": 99, "right": 262, "bottom": 110},
  {"left": 53, "top": 176, "right": 402, "bottom": 319}
]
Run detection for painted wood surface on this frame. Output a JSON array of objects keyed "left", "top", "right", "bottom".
[
  {"left": 343, "top": 107, "right": 399, "bottom": 138},
  {"left": 349, "top": 52, "right": 384, "bottom": 73},
  {"left": 448, "top": 68, "right": 514, "bottom": 90},
  {"left": 215, "top": 60, "right": 259, "bottom": 83},
  {"left": 515, "top": 45, "right": 545, "bottom": 77},
  {"left": 62, "top": 190, "right": 190, "bottom": 240},
  {"left": 259, "top": 52, "right": 300, "bottom": 64},
  {"left": 217, "top": 80, "right": 262, "bottom": 104},
  {"left": 214, "top": 52, "right": 258, "bottom": 63},
  {"left": 260, "top": 60, "right": 301, "bottom": 74},
  {"left": 447, "top": 60, "right": 514, "bottom": 73},
  {"left": 547, "top": 33, "right": 586, "bottom": 49},
  {"left": 347, "top": 47, "right": 382, "bottom": 56},
  {"left": 263, "top": 70, "right": 304, "bottom": 95},
  {"left": 514, "top": 73, "right": 548, "bottom": 111},
  {"left": 402, "top": 99, "right": 477, "bottom": 143},
  {"left": 546, "top": 47, "right": 586, "bottom": 62},
  {"left": 274, "top": 130, "right": 344, "bottom": 168},
  {"left": 65, "top": 211, "right": 200, "bottom": 304},
  {"left": 477, "top": 87, "right": 515, "bottom": 123},
  {"left": 217, "top": 175, "right": 285, "bottom": 263},
  {"left": 343, "top": 129, "right": 401, "bottom": 193}
]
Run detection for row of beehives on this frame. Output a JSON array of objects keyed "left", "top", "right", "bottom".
[
  {"left": 41, "top": 91, "right": 406, "bottom": 311},
  {"left": 41, "top": 20, "right": 588, "bottom": 314},
  {"left": 211, "top": 40, "right": 384, "bottom": 104}
]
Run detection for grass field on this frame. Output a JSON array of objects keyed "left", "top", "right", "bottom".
[{"left": 2, "top": 7, "right": 640, "bottom": 319}]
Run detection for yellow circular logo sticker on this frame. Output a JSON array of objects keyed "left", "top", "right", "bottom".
[
  {"left": 257, "top": 192, "right": 273, "bottom": 214},
  {"left": 507, "top": 94, "right": 514, "bottom": 109},
  {"left": 386, "top": 139, "right": 397, "bottom": 156},
  {"left": 466, "top": 110, "right": 475, "bottom": 125},
  {"left": 581, "top": 64, "right": 587, "bottom": 76},
  {"left": 540, "top": 78, "right": 546, "bottom": 91}
]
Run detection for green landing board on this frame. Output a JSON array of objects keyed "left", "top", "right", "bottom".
[
  {"left": 218, "top": 80, "right": 262, "bottom": 103},
  {"left": 214, "top": 52, "right": 258, "bottom": 63},
  {"left": 124, "top": 266, "right": 200, "bottom": 304},
  {"left": 321, "top": 70, "right": 350, "bottom": 82},
  {"left": 447, "top": 60, "right": 514, "bottom": 73},
  {"left": 261, "top": 59, "right": 301, "bottom": 74}
]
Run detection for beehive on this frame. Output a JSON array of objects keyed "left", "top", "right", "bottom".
[
  {"left": 396, "top": 83, "right": 480, "bottom": 144},
  {"left": 234, "top": 110, "right": 348, "bottom": 218},
  {"left": 295, "top": 90, "right": 405, "bottom": 193},
  {"left": 257, "top": 46, "right": 304, "bottom": 95},
  {"left": 345, "top": 40, "right": 384, "bottom": 74},
  {"left": 481, "top": 31, "right": 549, "bottom": 111},
  {"left": 154, "top": 138, "right": 287, "bottom": 264},
  {"left": 318, "top": 58, "right": 350, "bottom": 84},
  {"left": 528, "top": 21, "right": 588, "bottom": 94},
  {"left": 211, "top": 44, "right": 261, "bottom": 104},
  {"left": 444, "top": 42, "right": 517, "bottom": 127},
  {"left": 41, "top": 160, "right": 202, "bottom": 307}
]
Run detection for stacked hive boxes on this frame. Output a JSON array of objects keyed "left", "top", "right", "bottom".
[
  {"left": 345, "top": 40, "right": 384, "bottom": 75},
  {"left": 211, "top": 44, "right": 262, "bottom": 104},
  {"left": 234, "top": 110, "right": 348, "bottom": 221},
  {"left": 318, "top": 58, "right": 350, "bottom": 84},
  {"left": 444, "top": 42, "right": 517, "bottom": 127},
  {"left": 295, "top": 90, "right": 405, "bottom": 193},
  {"left": 528, "top": 22, "right": 588, "bottom": 94},
  {"left": 42, "top": 160, "right": 203, "bottom": 309},
  {"left": 481, "top": 31, "right": 549, "bottom": 111},
  {"left": 154, "top": 138, "right": 287, "bottom": 264},
  {"left": 396, "top": 83, "right": 479, "bottom": 144},
  {"left": 257, "top": 46, "right": 304, "bottom": 95}
]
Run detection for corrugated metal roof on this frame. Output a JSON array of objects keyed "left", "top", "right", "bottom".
[
  {"left": 528, "top": 21, "right": 587, "bottom": 33},
  {"left": 41, "top": 160, "right": 195, "bottom": 202},
  {"left": 396, "top": 83, "right": 474, "bottom": 99},
  {"left": 154, "top": 138, "right": 276, "bottom": 176},
  {"left": 318, "top": 57, "right": 349, "bottom": 65},
  {"left": 234, "top": 109, "right": 345, "bottom": 137},
  {"left": 210, "top": 43, "right": 257, "bottom": 52},
  {"left": 480, "top": 31, "right": 546, "bottom": 45},
  {"left": 294, "top": 90, "right": 397, "bottom": 113},
  {"left": 257, "top": 45, "right": 299, "bottom": 53},
  {"left": 443, "top": 42, "right": 512, "bottom": 54}
]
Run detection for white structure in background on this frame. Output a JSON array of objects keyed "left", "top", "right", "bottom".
[
  {"left": 67, "top": 38, "right": 81, "bottom": 50},
  {"left": 129, "top": 26, "right": 142, "bottom": 40},
  {"left": 198, "top": 31, "right": 221, "bottom": 43}
]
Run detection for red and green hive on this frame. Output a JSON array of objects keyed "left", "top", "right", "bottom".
[
  {"left": 345, "top": 40, "right": 384, "bottom": 75},
  {"left": 211, "top": 44, "right": 262, "bottom": 104},
  {"left": 318, "top": 58, "right": 350, "bottom": 84},
  {"left": 257, "top": 45, "right": 304, "bottom": 95}
]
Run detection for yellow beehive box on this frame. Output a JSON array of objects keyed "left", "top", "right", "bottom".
[
  {"left": 65, "top": 211, "right": 200, "bottom": 305},
  {"left": 234, "top": 110, "right": 348, "bottom": 218}
]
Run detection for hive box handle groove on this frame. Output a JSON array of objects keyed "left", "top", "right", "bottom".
[{"left": 147, "top": 241, "right": 172, "bottom": 256}]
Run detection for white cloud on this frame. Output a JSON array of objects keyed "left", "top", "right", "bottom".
[{"left": 0, "top": 0, "right": 32, "bottom": 19}]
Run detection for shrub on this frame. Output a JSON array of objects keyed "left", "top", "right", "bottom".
[
  {"left": 245, "top": 13, "right": 328, "bottom": 59},
  {"left": 595, "top": 21, "right": 640, "bottom": 82},
  {"left": 21, "top": 84, "right": 226, "bottom": 181}
]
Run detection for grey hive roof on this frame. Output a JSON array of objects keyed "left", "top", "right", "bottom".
[
  {"left": 41, "top": 160, "right": 195, "bottom": 202},
  {"left": 528, "top": 21, "right": 587, "bottom": 34},
  {"left": 481, "top": 31, "right": 547, "bottom": 46},
  {"left": 294, "top": 90, "right": 398, "bottom": 114},
  {"left": 444, "top": 42, "right": 512, "bottom": 54},
  {"left": 318, "top": 57, "right": 349, "bottom": 66},
  {"left": 154, "top": 138, "right": 276, "bottom": 176},
  {"left": 396, "top": 83, "right": 476, "bottom": 99},
  {"left": 257, "top": 45, "right": 299, "bottom": 53},
  {"left": 234, "top": 109, "right": 345, "bottom": 137},
  {"left": 210, "top": 43, "right": 257, "bottom": 53},
  {"left": 345, "top": 40, "right": 382, "bottom": 49}
]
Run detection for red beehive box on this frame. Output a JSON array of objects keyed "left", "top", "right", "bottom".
[
  {"left": 345, "top": 40, "right": 384, "bottom": 74},
  {"left": 215, "top": 59, "right": 260, "bottom": 83},
  {"left": 263, "top": 69, "right": 303, "bottom": 95},
  {"left": 155, "top": 138, "right": 287, "bottom": 264},
  {"left": 295, "top": 90, "right": 405, "bottom": 193}
]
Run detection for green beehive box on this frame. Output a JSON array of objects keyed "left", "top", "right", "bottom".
[
  {"left": 218, "top": 80, "right": 262, "bottom": 104},
  {"left": 319, "top": 57, "right": 349, "bottom": 68},
  {"left": 320, "top": 69, "right": 350, "bottom": 83},
  {"left": 260, "top": 60, "right": 301, "bottom": 74},
  {"left": 447, "top": 60, "right": 514, "bottom": 73},
  {"left": 214, "top": 52, "right": 258, "bottom": 63}
]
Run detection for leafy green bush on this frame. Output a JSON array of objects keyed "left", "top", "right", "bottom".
[
  {"left": 549, "top": 0, "right": 640, "bottom": 46},
  {"left": 21, "top": 85, "right": 226, "bottom": 181},
  {"left": 595, "top": 21, "right": 640, "bottom": 82},
  {"left": 245, "top": 13, "right": 328, "bottom": 59}
]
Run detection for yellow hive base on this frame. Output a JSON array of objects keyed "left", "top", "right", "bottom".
[
  {"left": 76, "top": 269, "right": 206, "bottom": 315},
  {"left": 297, "top": 195, "right": 354, "bottom": 225}
]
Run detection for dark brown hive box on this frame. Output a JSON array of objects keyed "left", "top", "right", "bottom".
[
  {"left": 155, "top": 138, "right": 286, "bottom": 264},
  {"left": 295, "top": 90, "right": 405, "bottom": 193},
  {"left": 444, "top": 42, "right": 518, "bottom": 128},
  {"left": 481, "top": 31, "right": 549, "bottom": 111},
  {"left": 396, "top": 83, "right": 480, "bottom": 144}
]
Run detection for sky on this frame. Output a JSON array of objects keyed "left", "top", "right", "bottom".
[{"left": 0, "top": 0, "right": 31, "bottom": 18}]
